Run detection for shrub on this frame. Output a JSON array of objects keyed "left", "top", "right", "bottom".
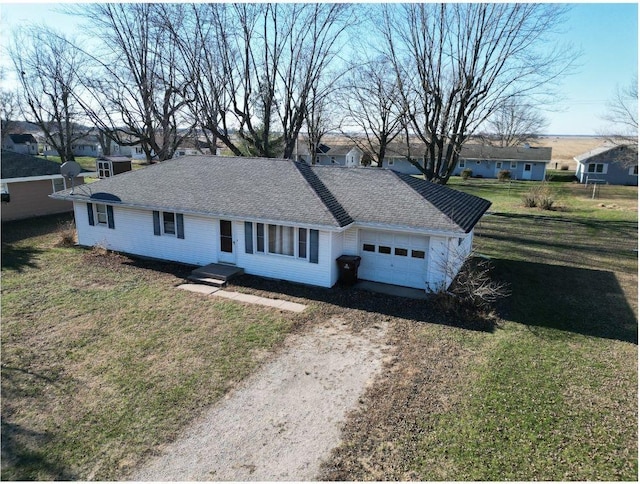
[
  {"left": 522, "top": 183, "right": 555, "bottom": 210},
  {"left": 56, "top": 220, "right": 77, "bottom": 247},
  {"left": 461, "top": 168, "right": 472, "bottom": 180},
  {"left": 497, "top": 169, "right": 511, "bottom": 181},
  {"left": 432, "top": 256, "right": 510, "bottom": 328}
]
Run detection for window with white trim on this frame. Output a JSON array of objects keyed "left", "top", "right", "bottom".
[
  {"left": 459, "top": 160, "right": 465, "bottom": 168},
  {"left": 247, "top": 223, "right": 317, "bottom": 262},
  {"left": 96, "top": 203, "right": 108, "bottom": 225},
  {"left": 587, "top": 163, "right": 605, "bottom": 173},
  {"left": 97, "top": 161, "right": 112, "bottom": 178},
  {"left": 511, "top": 161, "right": 517, "bottom": 169},
  {"left": 388, "top": 158, "right": 394, "bottom": 166},
  {"left": 52, "top": 178, "right": 66, "bottom": 192},
  {"left": 163, "top": 212, "right": 176, "bottom": 235}
]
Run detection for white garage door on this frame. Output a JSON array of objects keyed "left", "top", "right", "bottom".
[{"left": 358, "top": 230, "right": 429, "bottom": 289}]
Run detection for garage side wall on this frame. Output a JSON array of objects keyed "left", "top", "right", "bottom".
[{"left": 427, "top": 231, "right": 474, "bottom": 292}]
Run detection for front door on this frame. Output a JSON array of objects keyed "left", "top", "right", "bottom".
[
  {"left": 218, "top": 220, "right": 236, "bottom": 264},
  {"left": 523, "top": 163, "right": 533, "bottom": 180}
]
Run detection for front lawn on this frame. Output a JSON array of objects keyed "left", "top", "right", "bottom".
[
  {"left": 1, "top": 215, "right": 300, "bottom": 480},
  {"left": 2, "top": 177, "right": 637, "bottom": 481}
]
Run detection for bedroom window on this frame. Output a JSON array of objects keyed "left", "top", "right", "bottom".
[
  {"left": 96, "top": 204, "right": 108, "bottom": 225},
  {"left": 163, "top": 212, "right": 176, "bottom": 235},
  {"left": 152, "top": 211, "right": 184, "bottom": 238}
]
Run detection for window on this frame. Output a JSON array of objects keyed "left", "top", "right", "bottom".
[
  {"left": 52, "top": 178, "right": 66, "bottom": 192},
  {"left": 96, "top": 203, "right": 108, "bottom": 225},
  {"left": 496, "top": 162, "right": 502, "bottom": 169},
  {"left": 362, "top": 244, "right": 375, "bottom": 252},
  {"left": 135, "top": 147, "right": 144, "bottom": 154},
  {"left": 98, "top": 161, "right": 112, "bottom": 178},
  {"left": 388, "top": 159, "right": 394, "bottom": 166},
  {"left": 394, "top": 248, "right": 408, "bottom": 256},
  {"left": 378, "top": 246, "right": 391, "bottom": 254},
  {"left": 251, "top": 223, "right": 317, "bottom": 262},
  {"left": 630, "top": 165, "right": 638, "bottom": 176},
  {"left": 163, "top": 212, "right": 176, "bottom": 235},
  {"left": 256, "top": 223, "right": 265, "bottom": 252},
  {"left": 459, "top": 160, "right": 465, "bottom": 168},
  {"left": 411, "top": 250, "right": 425, "bottom": 259},
  {"left": 153, "top": 211, "right": 184, "bottom": 238},
  {"left": 587, "top": 163, "right": 605, "bottom": 173},
  {"left": 331, "top": 156, "right": 336, "bottom": 164},
  {"left": 511, "top": 161, "right": 517, "bottom": 169},
  {"left": 268, "top": 224, "right": 294, "bottom": 256},
  {"left": 1, "top": 183, "right": 9, "bottom": 202},
  {"left": 298, "top": 228, "right": 307, "bottom": 259}
]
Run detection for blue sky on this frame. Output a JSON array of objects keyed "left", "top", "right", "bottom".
[{"left": 0, "top": 2, "right": 637, "bottom": 136}]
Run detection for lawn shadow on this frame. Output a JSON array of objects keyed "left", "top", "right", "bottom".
[
  {"left": 492, "top": 258, "right": 637, "bottom": 344},
  {"left": 1, "top": 244, "right": 43, "bottom": 272},
  {"left": 1, "top": 417, "right": 77, "bottom": 481}
]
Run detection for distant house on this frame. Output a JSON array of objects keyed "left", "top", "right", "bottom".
[
  {"left": 96, "top": 156, "right": 133, "bottom": 179},
  {"left": 43, "top": 134, "right": 102, "bottom": 157},
  {"left": 1, "top": 150, "right": 93, "bottom": 222},
  {"left": 454, "top": 145, "right": 552, "bottom": 181},
  {"left": 574, "top": 144, "right": 638, "bottom": 186},
  {"left": 1, "top": 134, "right": 39, "bottom": 156},
  {"left": 297, "top": 143, "right": 363, "bottom": 167},
  {"left": 51, "top": 156, "right": 491, "bottom": 292}
]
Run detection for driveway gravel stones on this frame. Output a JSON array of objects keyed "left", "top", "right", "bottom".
[{"left": 130, "top": 316, "right": 390, "bottom": 481}]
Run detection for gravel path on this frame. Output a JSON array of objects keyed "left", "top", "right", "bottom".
[{"left": 130, "top": 317, "right": 390, "bottom": 481}]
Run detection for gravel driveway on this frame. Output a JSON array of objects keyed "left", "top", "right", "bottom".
[{"left": 130, "top": 316, "right": 390, "bottom": 481}]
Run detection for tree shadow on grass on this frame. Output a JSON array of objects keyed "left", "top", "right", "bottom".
[
  {"left": 1, "top": 244, "right": 43, "bottom": 272},
  {"left": 492, "top": 258, "right": 637, "bottom": 344}
]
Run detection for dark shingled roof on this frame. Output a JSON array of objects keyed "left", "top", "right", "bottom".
[
  {"left": 53, "top": 156, "right": 491, "bottom": 233},
  {"left": 8, "top": 134, "right": 37, "bottom": 145},
  {"left": 1, "top": 150, "right": 90, "bottom": 179}
]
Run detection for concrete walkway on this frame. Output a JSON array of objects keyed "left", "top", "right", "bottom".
[{"left": 177, "top": 283, "right": 307, "bottom": 313}]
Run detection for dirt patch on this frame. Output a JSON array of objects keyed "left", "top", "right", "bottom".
[{"left": 129, "top": 316, "right": 390, "bottom": 481}]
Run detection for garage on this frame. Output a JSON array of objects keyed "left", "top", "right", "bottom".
[{"left": 358, "top": 230, "right": 429, "bottom": 289}]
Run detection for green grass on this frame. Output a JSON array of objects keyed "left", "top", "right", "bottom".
[
  {"left": 1, "top": 215, "right": 299, "bottom": 480},
  {"left": 321, "top": 177, "right": 637, "bottom": 481},
  {"left": 412, "top": 177, "right": 638, "bottom": 480},
  {"left": 36, "top": 155, "right": 98, "bottom": 172}
]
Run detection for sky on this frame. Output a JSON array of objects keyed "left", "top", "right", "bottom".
[{"left": 0, "top": 2, "right": 637, "bottom": 137}]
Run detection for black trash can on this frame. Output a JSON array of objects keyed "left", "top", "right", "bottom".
[{"left": 336, "top": 255, "right": 361, "bottom": 286}]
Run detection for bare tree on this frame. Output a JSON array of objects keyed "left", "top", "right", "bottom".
[
  {"left": 305, "top": 82, "right": 342, "bottom": 164},
  {"left": 10, "top": 26, "right": 91, "bottom": 162},
  {"left": 340, "top": 57, "right": 406, "bottom": 167},
  {"left": 69, "top": 3, "right": 195, "bottom": 162},
  {"left": 380, "top": 3, "right": 577, "bottom": 184},
  {"left": 0, "top": 68, "right": 19, "bottom": 134},
  {"left": 147, "top": 3, "right": 351, "bottom": 160},
  {"left": 601, "top": 75, "right": 638, "bottom": 147},
  {"left": 479, "top": 98, "right": 548, "bottom": 147}
]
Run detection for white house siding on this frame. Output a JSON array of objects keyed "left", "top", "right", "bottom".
[
  {"left": 236, "top": 223, "right": 336, "bottom": 288},
  {"left": 329, "top": 230, "right": 345, "bottom": 285},
  {"left": 74, "top": 203, "right": 216, "bottom": 266}
]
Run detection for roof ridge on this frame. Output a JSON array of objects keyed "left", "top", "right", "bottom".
[{"left": 294, "top": 162, "right": 354, "bottom": 227}]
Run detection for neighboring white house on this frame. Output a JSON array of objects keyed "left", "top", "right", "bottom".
[
  {"left": 297, "top": 142, "right": 363, "bottom": 167},
  {"left": 51, "top": 156, "right": 491, "bottom": 292},
  {"left": 1, "top": 134, "right": 39, "bottom": 155}
]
